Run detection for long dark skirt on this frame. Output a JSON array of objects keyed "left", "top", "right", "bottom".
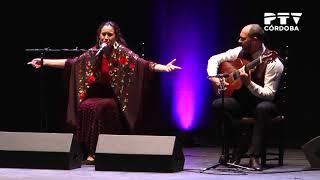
[{"left": 75, "top": 97, "right": 127, "bottom": 157}]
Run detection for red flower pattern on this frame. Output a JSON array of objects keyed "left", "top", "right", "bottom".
[
  {"left": 79, "top": 92, "right": 87, "bottom": 100},
  {"left": 119, "top": 56, "right": 127, "bottom": 65},
  {"left": 87, "top": 75, "right": 95, "bottom": 85},
  {"left": 129, "top": 63, "right": 135, "bottom": 70}
]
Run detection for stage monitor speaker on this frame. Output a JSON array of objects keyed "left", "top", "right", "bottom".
[
  {"left": 302, "top": 136, "right": 320, "bottom": 169},
  {"left": 0, "top": 131, "right": 82, "bottom": 170},
  {"left": 95, "top": 134, "right": 185, "bottom": 172}
]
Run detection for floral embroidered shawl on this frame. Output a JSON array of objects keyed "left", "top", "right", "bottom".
[{"left": 64, "top": 42, "right": 155, "bottom": 131}]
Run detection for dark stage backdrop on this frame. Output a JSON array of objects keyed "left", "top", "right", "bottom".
[{"left": 1, "top": 1, "right": 315, "bottom": 147}]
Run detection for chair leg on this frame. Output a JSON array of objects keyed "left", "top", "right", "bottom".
[
  {"left": 261, "top": 141, "right": 267, "bottom": 167},
  {"left": 278, "top": 124, "right": 285, "bottom": 166},
  {"left": 279, "top": 146, "right": 284, "bottom": 166}
]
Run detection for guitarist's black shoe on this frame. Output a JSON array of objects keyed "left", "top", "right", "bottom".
[
  {"left": 229, "top": 148, "right": 242, "bottom": 165},
  {"left": 249, "top": 156, "right": 262, "bottom": 171}
]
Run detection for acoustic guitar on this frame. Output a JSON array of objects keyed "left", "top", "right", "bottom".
[{"left": 214, "top": 50, "right": 278, "bottom": 97}]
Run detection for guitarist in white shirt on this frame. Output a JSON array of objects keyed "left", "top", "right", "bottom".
[{"left": 207, "top": 24, "right": 284, "bottom": 171}]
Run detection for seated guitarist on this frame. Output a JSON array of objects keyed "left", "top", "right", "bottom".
[{"left": 207, "top": 24, "right": 284, "bottom": 171}]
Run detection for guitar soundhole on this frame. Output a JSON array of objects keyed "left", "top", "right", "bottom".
[{"left": 232, "top": 71, "right": 240, "bottom": 80}]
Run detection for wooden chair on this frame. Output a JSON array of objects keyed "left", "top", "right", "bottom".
[{"left": 235, "top": 53, "right": 288, "bottom": 167}]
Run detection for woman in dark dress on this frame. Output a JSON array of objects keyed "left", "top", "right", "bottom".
[{"left": 28, "top": 21, "right": 181, "bottom": 163}]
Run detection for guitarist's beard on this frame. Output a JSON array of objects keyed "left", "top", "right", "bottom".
[
  {"left": 238, "top": 50, "right": 253, "bottom": 61},
  {"left": 241, "top": 40, "right": 263, "bottom": 55}
]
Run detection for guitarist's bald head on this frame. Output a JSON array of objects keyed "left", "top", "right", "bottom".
[{"left": 246, "top": 24, "right": 264, "bottom": 41}]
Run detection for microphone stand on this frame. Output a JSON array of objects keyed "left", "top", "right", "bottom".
[
  {"left": 39, "top": 51, "right": 46, "bottom": 132},
  {"left": 201, "top": 75, "right": 254, "bottom": 172},
  {"left": 26, "top": 47, "right": 89, "bottom": 132}
]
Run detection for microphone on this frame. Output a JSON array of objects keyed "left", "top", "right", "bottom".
[
  {"left": 95, "top": 43, "right": 107, "bottom": 56},
  {"left": 208, "top": 73, "right": 229, "bottom": 78}
]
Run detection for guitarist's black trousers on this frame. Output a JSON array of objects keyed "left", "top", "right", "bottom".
[{"left": 211, "top": 94, "right": 277, "bottom": 157}]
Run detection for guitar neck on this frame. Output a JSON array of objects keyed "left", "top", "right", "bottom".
[{"left": 244, "top": 57, "right": 260, "bottom": 72}]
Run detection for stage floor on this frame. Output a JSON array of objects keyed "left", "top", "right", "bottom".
[{"left": 0, "top": 147, "right": 319, "bottom": 180}]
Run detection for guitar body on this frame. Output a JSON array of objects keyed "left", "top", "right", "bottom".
[
  {"left": 218, "top": 58, "right": 251, "bottom": 97},
  {"left": 214, "top": 50, "right": 277, "bottom": 97}
]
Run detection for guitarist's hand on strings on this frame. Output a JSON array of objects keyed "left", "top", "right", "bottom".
[
  {"left": 208, "top": 76, "right": 229, "bottom": 90},
  {"left": 239, "top": 68, "right": 252, "bottom": 87}
]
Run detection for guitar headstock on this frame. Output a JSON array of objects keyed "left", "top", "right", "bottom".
[{"left": 260, "top": 50, "right": 278, "bottom": 64}]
